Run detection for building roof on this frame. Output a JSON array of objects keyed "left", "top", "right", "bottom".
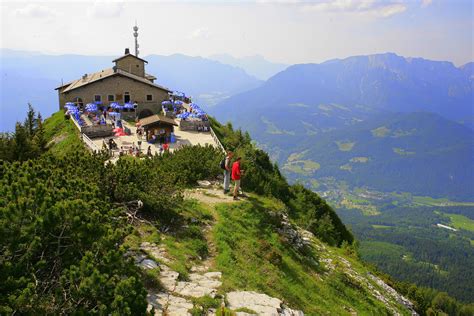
[
  {"left": 139, "top": 114, "right": 178, "bottom": 127},
  {"left": 59, "top": 68, "right": 171, "bottom": 93},
  {"left": 112, "top": 53, "right": 148, "bottom": 64},
  {"left": 145, "top": 73, "right": 157, "bottom": 80}
]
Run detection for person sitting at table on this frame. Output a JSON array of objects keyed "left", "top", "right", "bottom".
[{"left": 119, "top": 146, "right": 124, "bottom": 156}]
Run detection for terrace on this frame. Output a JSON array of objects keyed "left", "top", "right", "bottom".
[{"left": 64, "top": 98, "right": 224, "bottom": 160}]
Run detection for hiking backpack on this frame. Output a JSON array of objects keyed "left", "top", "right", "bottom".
[{"left": 220, "top": 157, "right": 226, "bottom": 170}]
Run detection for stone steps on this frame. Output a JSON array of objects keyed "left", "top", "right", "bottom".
[{"left": 136, "top": 241, "right": 304, "bottom": 316}]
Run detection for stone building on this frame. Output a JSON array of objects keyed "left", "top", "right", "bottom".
[{"left": 55, "top": 48, "right": 171, "bottom": 119}]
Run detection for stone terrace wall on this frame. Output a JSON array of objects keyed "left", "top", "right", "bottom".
[
  {"left": 179, "top": 120, "right": 210, "bottom": 131},
  {"left": 82, "top": 125, "right": 114, "bottom": 138}
]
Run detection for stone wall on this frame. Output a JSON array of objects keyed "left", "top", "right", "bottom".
[
  {"left": 179, "top": 120, "right": 210, "bottom": 131},
  {"left": 115, "top": 55, "right": 145, "bottom": 77},
  {"left": 81, "top": 125, "right": 114, "bottom": 138}
]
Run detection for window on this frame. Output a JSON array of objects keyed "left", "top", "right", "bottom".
[
  {"left": 108, "top": 95, "right": 114, "bottom": 102},
  {"left": 94, "top": 95, "right": 101, "bottom": 102},
  {"left": 136, "top": 64, "right": 139, "bottom": 68},
  {"left": 146, "top": 94, "right": 153, "bottom": 101},
  {"left": 124, "top": 92, "right": 130, "bottom": 103}
]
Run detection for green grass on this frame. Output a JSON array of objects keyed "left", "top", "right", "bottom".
[
  {"left": 331, "top": 103, "right": 350, "bottom": 111},
  {"left": 260, "top": 116, "right": 295, "bottom": 135},
  {"left": 413, "top": 196, "right": 474, "bottom": 207},
  {"left": 392, "top": 128, "right": 416, "bottom": 138},
  {"left": 310, "top": 179, "right": 320, "bottom": 190},
  {"left": 340, "top": 164, "right": 352, "bottom": 172},
  {"left": 340, "top": 198, "right": 380, "bottom": 216},
  {"left": 371, "top": 126, "right": 391, "bottom": 137},
  {"left": 287, "top": 151, "right": 308, "bottom": 162},
  {"left": 393, "top": 148, "right": 415, "bottom": 156},
  {"left": 350, "top": 157, "right": 369, "bottom": 163},
  {"left": 43, "top": 111, "right": 85, "bottom": 156},
  {"left": 445, "top": 213, "right": 474, "bottom": 232},
  {"left": 360, "top": 241, "right": 406, "bottom": 260},
  {"left": 318, "top": 104, "right": 332, "bottom": 111},
  {"left": 336, "top": 141, "right": 355, "bottom": 152},
  {"left": 372, "top": 225, "right": 392, "bottom": 229},
  {"left": 283, "top": 160, "right": 320, "bottom": 175},
  {"left": 212, "top": 196, "right": 395, "bottom": 315}
]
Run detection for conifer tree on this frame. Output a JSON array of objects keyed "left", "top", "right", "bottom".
[
  {"left": 33, "top": 113, "right": 47, "bottom": 152},
  {"left": 13, "top": 122, "right": 31, "bottom": 161},
  {"left": 24, "top": 103, "right": 37, "bottom": 137}
]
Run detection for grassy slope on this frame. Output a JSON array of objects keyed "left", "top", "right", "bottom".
[
  {"left": 43, "top": 111, "right": 85, "bottom": 155},
  {"left": 212, "top": 195, "right": 398, "bottom": 315}
]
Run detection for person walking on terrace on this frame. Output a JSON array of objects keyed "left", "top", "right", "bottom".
[
  {"left": 231, "top": 157, "right": 243, "bottom": 200},
  {"left": 222, "top": 150, "right": 233, "bottom": 194}
]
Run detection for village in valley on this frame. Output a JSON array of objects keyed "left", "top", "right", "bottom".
[{"left": 57, "top": 24, "right": 223, "bottom": 160}]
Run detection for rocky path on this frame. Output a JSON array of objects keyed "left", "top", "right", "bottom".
[
  {"left": 134, "top": 187, "right": 416, "bottom": 316},
  {"left": 134, "top": 188, "right": 304, "bottom": 316}
]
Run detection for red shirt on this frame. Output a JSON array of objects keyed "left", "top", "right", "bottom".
[{"left": 231, "top": 161, "right": 241, "bottom": 180}]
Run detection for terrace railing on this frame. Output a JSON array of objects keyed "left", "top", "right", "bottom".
[
  {"left": 81, "top": 132, "right": 101, "bottom": 153},
  {"left": 210, "top": 126, "right": 225, "bottom": 153},
  {"left": 69, "top": 113, "right": 101, "bottom": 153}
]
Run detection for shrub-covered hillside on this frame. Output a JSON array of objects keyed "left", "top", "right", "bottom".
[{"left": 1, "top": 108, "right": 472, "bottom": 315}]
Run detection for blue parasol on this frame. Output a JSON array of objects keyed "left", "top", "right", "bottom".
[
  {"left": 123, "top": 103, "right": 134, "bottom": 109},
  {"left": 110, "top": 102, "right": 123, "bottom": 110},
  {"left": 85, "top": 103, "right": 98, "bottom": 112}
]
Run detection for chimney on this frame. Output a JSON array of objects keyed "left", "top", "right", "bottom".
[
  {"left": 82, "top": 73, "right": 88, "bottom": 81},
  {"left": 125, "top": 48, "right": 130, "bottom": 55}
]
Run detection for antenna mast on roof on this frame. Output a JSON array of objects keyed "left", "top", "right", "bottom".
[{"left": 133, "top": 21, "right": 139, "bottom": 57}]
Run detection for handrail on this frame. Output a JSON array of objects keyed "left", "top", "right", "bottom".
[
  {"left": 70, "top": 114, "right": 82, "bottom": 131},
  {"left": 209, "top": 126, "right": 225, "bottom": 153},
  {"left": 82, "top": 133, "right": 101, "bottom": 153}
]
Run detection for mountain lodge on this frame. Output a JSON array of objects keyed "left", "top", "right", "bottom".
[{"left": 55, "top": 48, "right": 171, "bottom": 119}]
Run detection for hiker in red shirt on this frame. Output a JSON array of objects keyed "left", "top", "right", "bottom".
[{"left": 231, "top": 157, "right": 243, "bottom": 200}]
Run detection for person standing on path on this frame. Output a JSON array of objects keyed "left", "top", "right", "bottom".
[
  {"left": 223, "top": 151, "right": 233, "bottom": 194},
  {"left": 231, "top": 157, "right": 243, "bottom": 200}
]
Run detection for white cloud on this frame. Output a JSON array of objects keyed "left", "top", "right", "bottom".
[
  {"left": 301, "top": 0, "right": 407, "bottom": 18},
  {"left": 421, "top": 0, "right": 433, "bottom": 8},
  {"left": 14, "top": 4, "right": 58, "bottom": 18},
  {"left": 87, "top": 0, "right": 124, "bottom": 18},
  {"left": 189, "top": 27, "right": 211, "bottom": 40}
]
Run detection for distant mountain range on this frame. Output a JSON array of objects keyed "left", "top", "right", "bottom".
[
  {"left": 0, "top": 49, "right": 262, "bottom": 131},
  {"left": 209, "top": 53, "right": 288, "bottom": 80},
  {"left": 210, "top": 53, "right": 474, "bottom": 199}
]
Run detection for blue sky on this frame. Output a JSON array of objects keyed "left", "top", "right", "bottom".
[{"left": 0, "top": 0, "right": 472, "bottom": 65}]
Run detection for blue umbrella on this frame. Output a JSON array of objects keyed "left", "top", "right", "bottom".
[
  {"left": 65, "top": 102, "right": 75, "bottom": 106},
  {"left": 85, "top": 103, "right": 98, "bottom": 112},
  {"left": 174, "top": 100, "right": 183, "bottom": 106},
  {"left": 123, "top": 103, "right": 134, "bottom": 109},
  {"left": 110, "top": 102, "right": 123, "bottom": 110},
  {"left": 162, "top": 100, "right": 172, "bottom": 106},
  {"left": 109, "top": 111, "right": 120, "bottom": 116}
]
